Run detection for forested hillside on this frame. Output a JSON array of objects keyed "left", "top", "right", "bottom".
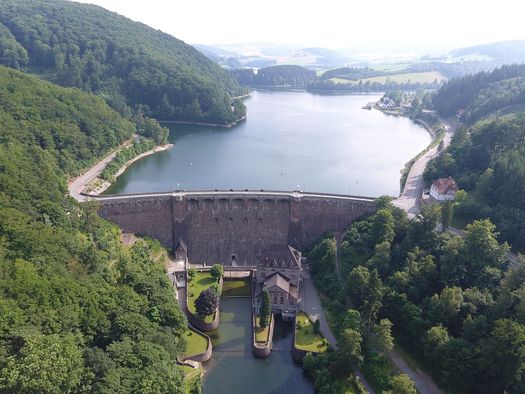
[
  {"left": 426, "top": 65, "right": 525, "bottom": 250},
  {"left": 231, "top": 65, "right": 317, "bottom": 87},
  {"left": 0, "top": 66, "right": 187, "bottom": 392},
  {"left": 306, "top": 200, "right": 524, "bottom": 394},
  {"left": 0, "top": 0, "right": 246, "bottom": 124}
]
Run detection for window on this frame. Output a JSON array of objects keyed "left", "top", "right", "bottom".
[
  {"left": 280, "top": 296, "right": 284, "bottom": 304},
  {"left": 273, "top": 296, "right": 277, "bottom": 304}
]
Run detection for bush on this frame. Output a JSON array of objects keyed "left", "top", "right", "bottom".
[{"left": 314, "top": 319, "right": 321, "bottom": 334}]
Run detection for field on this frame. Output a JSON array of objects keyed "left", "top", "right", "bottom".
[
  {"left": 294, "top": 312, "right": 328, "bottom": 353},
  {"left": 187, "top": 271, "right": 216, "bottom": 323},
  {"left": 182, "top": 328, "right": 208, "bottom": 357},
  {"left": 330, "top": 71, "right": 447, "bottom": 85}
]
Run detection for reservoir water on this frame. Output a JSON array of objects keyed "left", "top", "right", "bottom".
[
  {"left": 105, "top": 91, "right": 431, "bottom": 196},
  {"left": 203, "top": 297, "right": 313, "bottom": 394}
]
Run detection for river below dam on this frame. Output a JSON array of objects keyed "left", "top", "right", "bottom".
[
  {"left": 202, "top": 297, "right": 313, "bottom": 394},
  {"left": 104, "top": 90, "right": 431, "bottom": 197}
]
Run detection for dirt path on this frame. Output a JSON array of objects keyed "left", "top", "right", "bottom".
[{"left": 388, "top": 348, "right": 443, "bottom": 394}]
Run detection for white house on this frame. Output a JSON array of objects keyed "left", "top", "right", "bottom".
[{"left": 430, "top": 177, "right": 459, "bottom": 201}]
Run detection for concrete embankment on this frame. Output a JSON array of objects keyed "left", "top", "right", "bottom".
[{"left": 251, "top": 313, "right": 275, "bottom": 358}]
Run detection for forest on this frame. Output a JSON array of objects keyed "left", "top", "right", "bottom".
[
  {"left": 0, "top": 0, "right": 246, "bottom": 125},
  {"left": 426, "top": 64, "right": 525, "bottom": 250},
  {"left": 304, "top": 198, "right": 524, "bottom": 394},
  {"left": 230, "top": 65, "right": 317, "bottom": 87},
  {"left": 0, "top": 66, "right": 189, "bottom": 392},
  {"left": 307, "top": 79, "right": 442, "bottom": 93}
]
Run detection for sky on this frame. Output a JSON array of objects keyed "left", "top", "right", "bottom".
[{"left": 76, "top": 0, "right": 525, "bottom": 53}]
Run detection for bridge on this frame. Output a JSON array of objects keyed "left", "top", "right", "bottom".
[{"left": 89, "top": 189, "right": 376, "bottom": 265}]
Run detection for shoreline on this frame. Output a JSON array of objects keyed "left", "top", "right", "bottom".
[
  {"left": 72, "top": 143, "right": 173, "bottom": 199},
  {"left": 160, "top": 116, "right": 246, "bottom": 128}
]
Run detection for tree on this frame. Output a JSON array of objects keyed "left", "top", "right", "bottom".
[
  {"left": 373, "top": 318, "right": 394, "bottom": 353},
  {"left": 210, "top": 264, "right": 224, "bottom": 283},
  {"left": 463, "top": 219, "right": 509, "bottom": 276},
  {"left": 194, "top": 288, "right": 218, "bottom": 317},
  {"left": 0, "top": 334, "right": 84, "bottom": 393},
  {"left": 338, "top": 328, "right": 363, "bottom": 373},
  {"left": 187, "top": 268, "right": 197, "bottom": 282},
  {"left": 260, "top": 290, "right": 271, "bottom": 328},
  {"left": 441, "top": 201, "right": 453, "bottom": 230},
  {"left": 347, "top": 267, "right": 383, "bottom": 331},
  {"left": 313, "top": 319, "right": 321, "bottom": 335},
  {"left": 382, "top": 374, "right": 417, "bottom": 394},
  {"left": 478, "top": 319, "right": 525, "bottom": 392},
  {"left": 367, "top": 241, "right": 391, "bottom": 275},
  {"left": 370, "top": 208, "right": 395, "bottom": 247},
  {"left": 342, "top": 309, "right": 363, "bottom": 332}
]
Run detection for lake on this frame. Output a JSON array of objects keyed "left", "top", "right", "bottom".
[{"left": 105, "top": 90, "right": 431, "bottom": 197}]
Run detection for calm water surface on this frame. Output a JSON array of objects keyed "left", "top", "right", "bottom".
[
  {"left": 105, "top": 91, "right": 430, "bottom": 196},
  {"left": 203, "top": 297, "right": 313, "bottom": 394}
]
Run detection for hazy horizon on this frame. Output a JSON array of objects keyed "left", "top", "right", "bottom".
[{"left": 75, "top": 0, "right": 525, "bottom": 54}]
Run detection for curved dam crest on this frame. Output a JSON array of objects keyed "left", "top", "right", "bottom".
[{"left": 94, "top": 190, "right": 376, "bottom": 264}]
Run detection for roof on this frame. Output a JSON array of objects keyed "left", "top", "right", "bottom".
[
  {"left": 432, "top": 177, "right": 459, "bottom": 195},
  {"left": 175, "top": 239, "right": 187, "bottom": 252},
  {"left": 264, "top": 272, "right": 290, "bottom": 293},
  {"left": 257, "top": 245, "right": 302, "bottom": 269}
]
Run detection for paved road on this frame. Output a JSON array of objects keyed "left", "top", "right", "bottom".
[
  {"left": 68, "top": 138, "right": 135, "bottom": 201},
  {"left": 394, "top": 118, "right": 457, "bottom": 218},
  {"left": 300, "top": 272, "right": 376, "bottom": 394}
]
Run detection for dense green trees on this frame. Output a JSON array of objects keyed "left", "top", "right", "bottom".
[
  {"left": 0, "top": 0, "right": 245, "bottom": 124},
  {"left": 426, "top": 68, "right": 525, "bottom": 250},
  {"left": 0, "top": 65, "right": 187, "bottom": 392},
  {"left": 231, "top": 65, "right": 317, "bottom": 87},
  {"left": 307, "top": 79, "right": 442, "bottom": 93},
  {"left": 306, "top": 199, "right": 524, "bottom": 393}
]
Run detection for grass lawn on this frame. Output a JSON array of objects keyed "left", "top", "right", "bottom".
[
  {"left": 182, "top": 328, "right": 208, "bottom": 357},
  {"left": 222, "top": 278, "right": 251, "bottom": 297},
  {"left": 187, "top": 271, "right": 216, "bottom": 323},
  {"left": 255, "top": 316, "right": 270, "bottom": 343},
  {"left": 295, "top": 312, "right": 328, "bottom": 353}
]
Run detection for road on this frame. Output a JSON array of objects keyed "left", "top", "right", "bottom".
[
  {"left": 68, "top": 138, "right": 136, "bottom": 201},
  {"left": 82, "top": 188, "right": 376, "bottom": 203},
  {"left": 393, "top": 118, "right": 457, "bottom": 218},
  {"left": 300, "top": 272, "right": 376, "bottom": 394}
]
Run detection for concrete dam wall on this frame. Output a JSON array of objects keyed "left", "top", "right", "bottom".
[{"left": 94, "top": 190, "right": 376, "bottom": 265}]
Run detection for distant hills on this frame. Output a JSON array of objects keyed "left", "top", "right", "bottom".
[
  {"left": 0, "top": 0, "right": 246, "bottom": 124},
  {"left": 195, "top": 42, "right": 351, "bottom": 69},
  {"left": 450, "top": 40, "right": 525, "bottom": 64}
]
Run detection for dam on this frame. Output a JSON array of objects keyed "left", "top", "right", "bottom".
[{"left": 92, "top": 190, "right": 376, "bottom": 265}]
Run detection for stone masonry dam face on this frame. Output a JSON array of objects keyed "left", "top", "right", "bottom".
[{"left": 95, "top": 191, "right": 376, "bottom": 265}]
